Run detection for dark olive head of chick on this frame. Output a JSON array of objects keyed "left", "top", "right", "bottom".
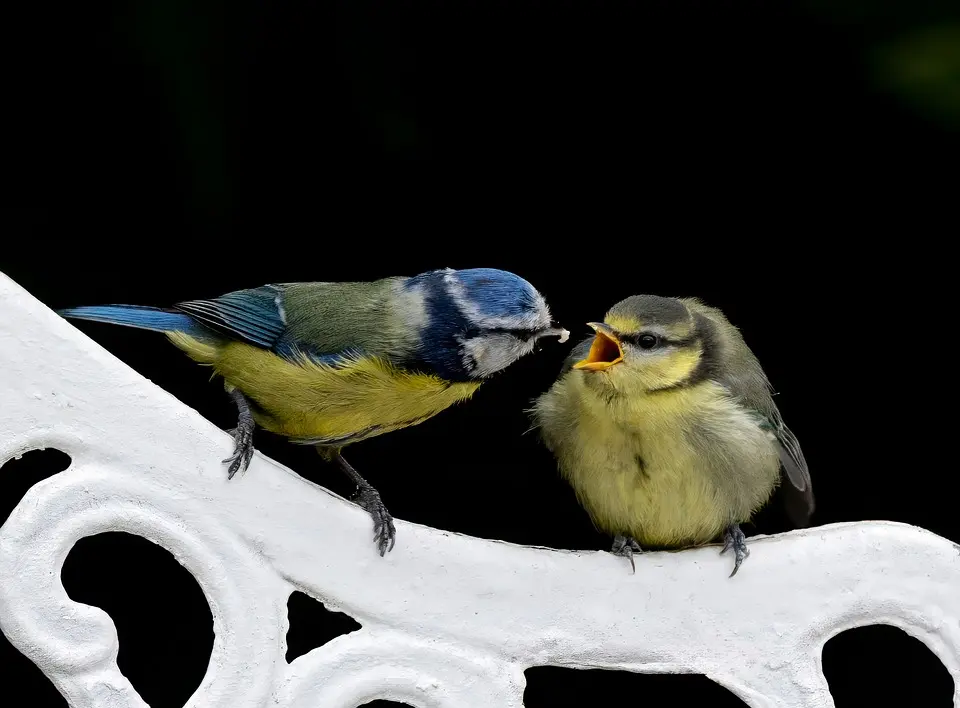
[{"left": 573, "top": 294, "right": 715, "bottom": 393}]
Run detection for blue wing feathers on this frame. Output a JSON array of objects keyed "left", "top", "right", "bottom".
[
  {"left": 58, "top": 287, "right": 285, "bottom": 348},
  {"left": 57, "top": 305, "right": 203, "bottom": 335},
  {"left": 173, "top": 287, "right": 285, "bottom": 348},
  {"left": 60, "top": 286, "right": 368, "bottom": 368}
]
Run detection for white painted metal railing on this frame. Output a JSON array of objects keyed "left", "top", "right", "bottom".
[{"left": 1, "top": 271, "right": 958, "bottom": 707}]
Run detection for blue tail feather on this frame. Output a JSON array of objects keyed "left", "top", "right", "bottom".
[{"left": 57, "top": 305, "right": 204, "bottom": 335}]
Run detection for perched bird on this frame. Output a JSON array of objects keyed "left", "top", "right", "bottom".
[
  {"left": 59, "top": 268, "right": 569, "bottom": 556},
  {"left": 531, "top": 295, "right": 813, "bottom": 577}
]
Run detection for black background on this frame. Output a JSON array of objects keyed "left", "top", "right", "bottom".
[{"left": 3, "top": 1, "right": 959, "bottom": 706}]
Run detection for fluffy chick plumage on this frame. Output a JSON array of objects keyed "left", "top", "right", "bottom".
[{"left": 532, "top": 294, "right": 813, "bottom": 571}]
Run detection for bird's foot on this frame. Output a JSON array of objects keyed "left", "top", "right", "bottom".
[
  {"left": 222, "top": 388, "right": 256, "bottom": 480},
  {"left": 222, "top": 423, "right": 254, "bottom": 479},
  {"left": 355, "top": 485, "right": 396, "bottom": 557},
  {"left": 720, "top": 523, "right": 750, "bottom": 577},
  {"left": 330, "top": 452, "right": 397, "bottom": 557},
  {"left": 611, "top": 535, "right": 643, "bottom": 573}
]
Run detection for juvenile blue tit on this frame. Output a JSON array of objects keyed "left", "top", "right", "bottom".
[
  {"left": 59, "top": 268, "right": 569, "bottom": 556},
  {"left": 531, "top": 295, "right": 813, "bottom": 577}
]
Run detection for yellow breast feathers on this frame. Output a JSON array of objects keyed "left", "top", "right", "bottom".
[
  {"left": 167, "top": 332, "right": 481, "bottom": 445},
  {"left": 535, "top": 374, "right": 780, "bottom": 547}
]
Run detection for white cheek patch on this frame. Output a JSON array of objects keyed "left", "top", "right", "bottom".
[{"left": 461, "top": 334, "right": 536, "bottom": 378}]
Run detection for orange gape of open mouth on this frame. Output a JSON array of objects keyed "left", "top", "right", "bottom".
[{"left": 573, "top": 324, "right": 623, "bottom": 371}]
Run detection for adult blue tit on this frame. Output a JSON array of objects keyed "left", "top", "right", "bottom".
[
  {"left": 531, "top": 294, "right": 813, "bottom": 577},
  {"left": 59, "top": 267, "right": 569, "bottom": 556}
]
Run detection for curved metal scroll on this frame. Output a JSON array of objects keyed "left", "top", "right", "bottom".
[{"left": 1, "top": 272, "right": 958, "bottom": 708}]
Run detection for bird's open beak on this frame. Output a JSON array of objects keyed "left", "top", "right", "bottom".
[{"left": 573, "top": 322, "right": 624, "bottom": 371}]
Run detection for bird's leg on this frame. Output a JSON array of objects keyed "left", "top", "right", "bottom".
[
  {"left": 611, "top": 535, "right": 643, "bottom": 573},
  {"left": 331, "top": 451, "right": 396, "bottom": 557},
  {"left": 222, "top": 388, "right": 256, "bottom": 480},
  {"left": 720, "top": 523, "right": 750, "bottom": 577}
]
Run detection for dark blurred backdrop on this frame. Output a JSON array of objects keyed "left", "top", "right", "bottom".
[{"left": 3, "top": 1, "right": 959, "bottom": 706}]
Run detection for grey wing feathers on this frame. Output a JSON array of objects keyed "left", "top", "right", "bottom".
[
  {"left": 684, "top": 298, "right": 815, "bottom": 526},
  {"left": 773, "top": 412, "right": 810, "bottom": 492},
  {"left": 770, "top": 411, "right": 815, "bottom": 527},
  {"left": 726, "top": 372, "right": 816, "bottom": 528},
  {"left": 717, "top": 359, "right": 816, "bottom": 527}
]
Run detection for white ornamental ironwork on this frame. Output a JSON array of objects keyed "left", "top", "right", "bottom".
[{"left": 0, "top": 272, "right": 958, "bottom": 707}]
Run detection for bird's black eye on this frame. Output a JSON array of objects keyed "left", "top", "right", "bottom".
[{"left": 637, "top": 334, "right": 659, "bottom": 350}]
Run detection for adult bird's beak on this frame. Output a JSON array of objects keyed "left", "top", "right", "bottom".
[
  {"left": 573, "top": 322, "right": 624, "bottom": 371},
  {"left": 538, "top": 321, "right": 571, "bottom": 343}
]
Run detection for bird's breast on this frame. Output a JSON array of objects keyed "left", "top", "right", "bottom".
[
  {"left": 200, "top": 341, "right": 481, "bottom": 446},
  {"left": 537, "top": 374, "right": 780, "bottom": 546}
]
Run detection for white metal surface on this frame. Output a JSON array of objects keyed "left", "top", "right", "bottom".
[{"left": 1, "top": 271, "right": 958, "bottom": 708}]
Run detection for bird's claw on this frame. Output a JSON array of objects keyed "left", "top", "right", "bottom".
[
  {"left": 611, "top": 535, "right": 643, "bottom": 574},
  {"left": 222, "top": 424, "right": 254, "bottom": 480},
  {"left": 355, "top": 486, "right": 396, "bottom": 557},
  {"left": 720, "top": 523, "right": 750, "bottom": 577}
]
